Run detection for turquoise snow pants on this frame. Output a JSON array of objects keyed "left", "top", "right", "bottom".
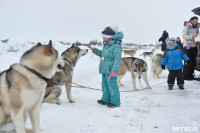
[{"left": 101, "top": 74, "right": 120, "bottom": 105}]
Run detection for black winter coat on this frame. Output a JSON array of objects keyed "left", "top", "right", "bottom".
[
  {"left": 158, "top": 32, "right": 169, "bottom": 43},
  {"left": 158, "top": 32, "right": 169, "bottom": 51},
  {"left": 176, "top": 41, "right": 183, "bottom": 49}
]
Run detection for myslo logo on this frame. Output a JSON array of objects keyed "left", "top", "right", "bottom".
[{"left": 173, "top": 127, "right": 198, "bottom": 132}]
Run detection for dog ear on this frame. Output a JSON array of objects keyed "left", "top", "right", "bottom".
[
  {"left": 71, "top": 43, "right": 75, "bottom": 47},
  {"left": 70, "top": 43, "right": 76, "bottom": 52},
  {"left": 74, "top": 44, "right": 78, "bottom": 50},
  {"left": 73, "top": 44, "right": 78, "bottom": 52},
  {"left": 45, "top": 40, "right": 53, "bottom": 55},
  {"left": 37, "top": 42, "right": 42, "bottom": 46}
]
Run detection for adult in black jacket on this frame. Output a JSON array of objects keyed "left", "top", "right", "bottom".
[
  {"left": 176, "top": 37, "right": 183, "bottom": 49},
  {"left": 158, "top": 30, "right": 169, "bottom": 52}
]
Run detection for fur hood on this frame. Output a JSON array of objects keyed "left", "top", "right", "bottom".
[{"left": 184, "top": 21, "right": 200, "bottom": 27}]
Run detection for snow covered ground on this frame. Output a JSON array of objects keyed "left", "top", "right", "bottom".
[{"left": 0, "top": 41, "right": 200, "bottom": 133}]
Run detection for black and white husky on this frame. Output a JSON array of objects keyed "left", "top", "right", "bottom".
[
  {"left": 43, "top": 44, "right": 88, "bottom": 104},
  {"left": 0, "top": 40, "right": 64, "bottom": 133},
  {"left": 117, "top": 57, "right": 151, "bottom": 91},
  {"left": 123, "top": 48, "right": 137, "bottom": 56},
  {"left": 151, "top": 53, "right": 163, "bottom": 78},
  {"left": 140, "top": 49, "right": 155, "bottom": 59}
]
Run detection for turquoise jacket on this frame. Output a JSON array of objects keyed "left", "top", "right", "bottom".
[{"left": 93, "top": 32, "right": 123, "bottom": 75}]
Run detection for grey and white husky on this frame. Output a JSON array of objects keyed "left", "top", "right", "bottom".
[
  {"left": 0, "top": 40, "right": 64, "bottom": 133},
  {"left": 151, "top": 53, "right": 163, "bottom": 78},
  {"left": 140, "top": 49, "right": 155, "bottom": 59},
  {"left": 122, "top": 48, "right": 137, "bottom": 57},
  {"left": 117, "top": 57, "right": 151, "bottom": 91},
  {"left": 43, "top": 44, "right": 88, "bottom": 104}
]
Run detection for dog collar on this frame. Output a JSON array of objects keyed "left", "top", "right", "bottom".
[
  {"left": 23, "top": 65, "right": 54, "bottom": 87},
  {"left": 63, "top": 57, "right": 72, "bottom": 66}
]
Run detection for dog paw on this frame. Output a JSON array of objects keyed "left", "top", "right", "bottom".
[
  {"left": 69, "top": 100, "right": 75, "bottom": 103},
  {"left": 26, "top": 129, "right": 43, "bottom": 133},
  {"left": 56, "top": 101, "right": 61, "bottom": 105},
  {"left": 26, "top": 128, "right": 33, "bottom": 133}
]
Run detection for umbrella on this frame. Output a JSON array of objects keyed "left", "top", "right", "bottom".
[{"left": 192, "top": 7, "right": 200, "bottom": 16}]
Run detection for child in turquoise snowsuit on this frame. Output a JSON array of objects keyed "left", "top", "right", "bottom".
[{"left": 88, "top": 25, "right": 123, "bottom": 108}]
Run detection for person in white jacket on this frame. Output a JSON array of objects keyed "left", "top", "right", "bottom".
[{"left": 182, "top": 16, "right": 199, "bottom": 80}]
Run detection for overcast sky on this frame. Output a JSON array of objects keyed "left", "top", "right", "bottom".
[{"left": 0, "top": 0, "right": 199, "bottom": 44}]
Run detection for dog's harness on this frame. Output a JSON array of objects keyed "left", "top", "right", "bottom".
[{"left": 23, "top": 66, "right": 54, "bottom": 87}]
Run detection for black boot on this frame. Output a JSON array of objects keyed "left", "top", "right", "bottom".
[
  {"left": 168, "top": 84, "right": 173, "bottom": 90},
  {"left": 178, "top": 85, "right": 184, "bottom": 90},
  {"left": 107, "top": 103, "right": 120, "bottom": 108},
  {"left": 97, "top": 100, "right": 107, "bottom": 105}
]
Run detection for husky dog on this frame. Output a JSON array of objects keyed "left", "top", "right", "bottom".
[
  {"left": 151, "top": 53, "right": 163, "bottom": 78},
  {"left": 43, "top": 44, "right": 88, "bottom": 104},
  {"left": 140, "top": 49, "right": 155, "bottom": 59},
  {"left": 122, "top": 48, "right": 137, "bottom": 56},
  {"left": 0, "top": 40, "right": 64, "bottom": 133},
  {"left": 117, "top": 57, "right": 151, "bottom": 91}
]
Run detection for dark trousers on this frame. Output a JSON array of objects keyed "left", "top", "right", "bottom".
[
  {"left": 161, "top": 42, "right": 166, "bottom": 51},
  {"left": 183, "top": 47, "right": 197, "bottom": 79},
  {"left": 168, "top": 69, "right": 184, "bottom": 85}
]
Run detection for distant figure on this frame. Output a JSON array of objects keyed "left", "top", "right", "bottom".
[
  {"left": 0, "top": 39, "right": 9, "bottom": 43},
  {"left": 158, "top": 30, "right": 169, "bottom": 53},
  {"left": 176, "top": 37, "right": 183, "bottom": 49}
]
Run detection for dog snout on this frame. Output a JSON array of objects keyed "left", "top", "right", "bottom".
[
  {"left": 57, "top": 64, "right": 63, "bottom": 69},
  {"left": 83, "top": 50, "right": 88, "bottom": 56}
]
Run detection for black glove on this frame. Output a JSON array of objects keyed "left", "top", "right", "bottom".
[
  {"left": 185, "top": 60, "right": 191, "bottom": 68},
  {"left": 185, "top": 60, "right": 190, "bottom": 65},
  {"left": 162, "top": 65, "right": 165, "bottom": 70}
]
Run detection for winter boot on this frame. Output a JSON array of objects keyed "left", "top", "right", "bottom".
[
  {"left": 168, "top": 84, "right": 173, "bottom": 90},
  {"left": 196, "top": 55, "right": 200, "bottom": 71},
  {"left": 97, "top": 100, "right": 107, "bottom": 105},
  {"left": 198, "top": 75, "right": 200, "bottom": 81},
  {"left": 107, "top": 103, "right": 120, "bottom": 108},
  {"left": 178, "top": 85, "right": 184, "bottom": 90}
]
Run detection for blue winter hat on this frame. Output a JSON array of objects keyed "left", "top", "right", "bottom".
[{"left": 166, "top": 37, "right": 176, "bottom": 45}]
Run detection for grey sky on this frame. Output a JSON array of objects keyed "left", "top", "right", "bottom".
[{"left": 0, "top": 0, "right": 199, "bottom": 44}]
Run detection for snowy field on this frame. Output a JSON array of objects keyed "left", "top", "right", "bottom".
[{"left": 0, "top": 41, "right": 200, "bottom": 133}]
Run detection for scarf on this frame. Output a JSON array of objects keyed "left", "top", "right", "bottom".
[
  {"left": 186, "top": 24, "right": 199, "bottom": 49},
  {"left": 103, "top": 39, "right": 122, "bottom": 48}
]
